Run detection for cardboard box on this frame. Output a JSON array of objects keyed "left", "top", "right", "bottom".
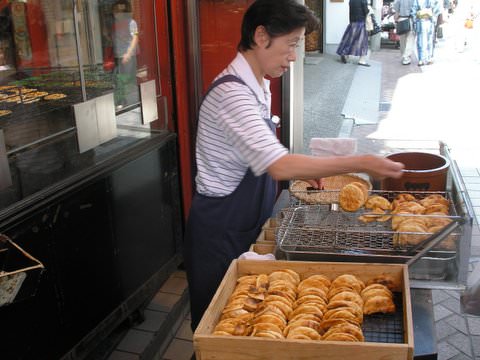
[
  {"left": 261, "top": 217, "right": 277, "bottom": 242},
  {"left": 254, "top": 229, "right": 275, "bottom": 245},
  {"left": 248, "top": 243, "right": 276, "bottom": 255},
  {"left": 194, "top": 259, "right": 414, "bottom": 360}
]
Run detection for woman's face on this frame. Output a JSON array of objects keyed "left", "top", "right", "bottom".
[{"left": 257, "top": 27, "right": 305, "bottom": 78}]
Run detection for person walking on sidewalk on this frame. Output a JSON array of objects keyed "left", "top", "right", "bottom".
[
  {"left": 411, "top": 0, "right": 442, "bottom": 66},
  {"left": 393, "top": 0, "right": 416, "bottom": 64},
  {"left": 336, "top": 0, "right": 371, "bottom": 66}
]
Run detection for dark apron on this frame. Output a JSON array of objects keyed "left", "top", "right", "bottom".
[{"left": 184, "top": 75, "right": 277, "bottom": 331}]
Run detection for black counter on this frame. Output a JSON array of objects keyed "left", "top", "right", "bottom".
[{"left": 1, "top": 132, "right": 184, "bottom": 359}]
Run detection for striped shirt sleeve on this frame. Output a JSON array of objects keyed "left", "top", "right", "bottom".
[{"left": 213, "top": 82, "right": 288, "bottom": 176}]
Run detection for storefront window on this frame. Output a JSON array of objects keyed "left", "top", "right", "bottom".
[
  {"left": 0, "top": 0, "right": 161, "bottom": 154},
  {"left": 0, "top": 0, "right": 81, "bottom": 152},
  {"left": 77, "top": 0, "right": 160, "bottom": 127},
  {"left": 0, "top": 0, "right": 166, "bottom": 209}
]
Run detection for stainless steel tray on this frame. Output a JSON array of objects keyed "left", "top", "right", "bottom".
[
  {"left": 409, "top": 251, "right": 457, "bottom": 280},
  {"left": 276, "top": 190, "right": 462, "bottom": 278}
]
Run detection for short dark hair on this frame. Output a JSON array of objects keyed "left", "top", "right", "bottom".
[
  {"left": 238, "top": 0, "right": 320, "bottom": 52},
  {"left": 113, "top": 0, "right": 132, "bottom": 13}
]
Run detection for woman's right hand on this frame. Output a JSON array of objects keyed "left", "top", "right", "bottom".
[
  {"left": 360, "top": 155, "right": 404, "bottom": 180},
  {"left": 304, "top": 178, "right": 325, "bottom": 190}
]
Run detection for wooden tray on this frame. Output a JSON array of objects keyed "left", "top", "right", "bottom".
[{"left": 194, "top": 259, "right": 414, "bottom": 360}]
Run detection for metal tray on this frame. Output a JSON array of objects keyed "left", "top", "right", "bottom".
[
  {"left": 276, "top": 190, "right": 463, "bottom": 279},
  {"left": 409, "top": 251, "right": 457, "bottom": 280}
]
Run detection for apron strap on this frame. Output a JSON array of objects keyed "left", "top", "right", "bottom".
[
  {"left": 203, "top": 74, "right": 247, "bottom": 99},
  {"left": 203, "top": 74, "right": 265, "bottom": 113}
]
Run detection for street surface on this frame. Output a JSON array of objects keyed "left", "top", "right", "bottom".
[{"left": 369, "top": 1, "right": 480, "bottom": 168}]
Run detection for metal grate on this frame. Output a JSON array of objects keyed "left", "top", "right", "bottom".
[
  {"left": 278, "top": 190, "right": 461, "bottom": 257},
  {"left": 363, "top": 293, "right": 405, "bottom": 343}
]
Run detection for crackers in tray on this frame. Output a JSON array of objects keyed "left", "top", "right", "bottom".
[
  {"left": 44, "top": 93, "right": 67, "bottom": 100},
  {"left": 0, "top": 109, "right": 12, "bottom": 117},
  {"left": 356, "top": 192, "right": 455, "bottom": 250}
]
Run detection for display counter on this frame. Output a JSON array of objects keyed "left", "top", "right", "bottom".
[{"left": 1, "top": 131, "right": 184, "bottom": 359}]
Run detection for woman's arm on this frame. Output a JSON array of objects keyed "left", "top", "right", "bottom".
[{"left": 267, "top": 153, "right": 404, "bottom": 183}]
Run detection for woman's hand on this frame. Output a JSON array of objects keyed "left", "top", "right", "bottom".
[
  {"left": 360, "top": 155, "right": 404, "bottom": 180},
  {"left": 304, "top": 178, "right": 325, "bottom": 190},
  {"left": 122, "top": 52, "right": 131, "bottom": 64}
]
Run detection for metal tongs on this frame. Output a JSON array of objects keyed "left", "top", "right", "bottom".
[{"left": 406, "top": 216, "right": 464, "bottom": 267}]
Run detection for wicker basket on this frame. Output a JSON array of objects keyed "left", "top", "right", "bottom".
[
  {"left": 289, "top": 174, "right": 372, "bottom": 204},
  {"left": 305, "top": 30, "right": 319, "bottom": 51},
  {"left": 0, "top": 234, "right": 44, "bottom": 306}
]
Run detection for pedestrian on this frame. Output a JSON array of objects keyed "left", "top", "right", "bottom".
[
  {"left": 336, "top": 0, "right": 371, "bottom": 66},
  {"left": 411, "top": 0, "right": 442, "bottom": 66},
  {"left": 112, "top": 0, "right": 139, "bottom": 109},
  {"left": 183, "top": 0, "right": 405, "bottom": 332},
  {"left": 393, "top": 0, "right": 416, "bottom": 65}
]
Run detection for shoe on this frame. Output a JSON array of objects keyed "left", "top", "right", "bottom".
[
  {"left": 341, "top": 55, "right": 347, "bottom": 64},
  {"left": 358, "top": 62, "right": 371, "bottom": 67},
  {"left": 427, "top": 59, "right": 434, "bottom": 65},
  {"left": 418, "top": 61, "right": 424, "bottom": 66},
  {"left": 402, "top": 57, "right": 411, "bottom": 65}
]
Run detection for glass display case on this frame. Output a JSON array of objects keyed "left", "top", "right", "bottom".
[
  {"left": 0, "top": 1, "right": 182, "bottom": 358},
  {"left": 0, "top": 0, "right": 170, "bottom": 214}
]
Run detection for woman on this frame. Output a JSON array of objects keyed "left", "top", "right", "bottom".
[
  {"left": 411, "top": 0, "right": 442, "bottom": 66},
  {"left": 336, "top": 0, "right": 371, "bottom": 66},
  {"left": 184, "top": 0, "right": 404, "bottom": 332}
]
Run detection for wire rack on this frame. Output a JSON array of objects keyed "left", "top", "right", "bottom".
[
  {"left": 0, "top": 67, "right": 113, "bottom": 121},
  {"left": 363, "top": 293, "right": 405, "bottom": 343},
  {"left": 277, "top": 190, "right": 462, "bottom": 258}
]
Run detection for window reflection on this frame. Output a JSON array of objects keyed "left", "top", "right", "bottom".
[
  {"left": 111, "top": 0, "right": 139, "bottom": 109},
  {"left": 94, "top": 0, "right": 156, "bottom": 114},
  {"left": 0, "top": 0, "right": 81, "bottom": 153},
  {"left": 0, "top": 0, "right": 160, "bottom": 153}
]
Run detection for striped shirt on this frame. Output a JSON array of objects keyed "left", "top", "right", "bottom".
[{"left": 195, "top": 53, "right": 288, "bottom": 197}]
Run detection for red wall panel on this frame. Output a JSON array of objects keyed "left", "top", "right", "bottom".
[{"left": 199, "top": 0, "right": 282, "bottom": 116}]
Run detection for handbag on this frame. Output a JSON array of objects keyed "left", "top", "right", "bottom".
[
  {"left": 396, "top": 18, "right": 411, "bottom": 35},
  {"left": 370, "top": 14, "right": 382, "bottom": 35},
  {"left": 436, "top": 25, "right": 444, "bottom": 39}
]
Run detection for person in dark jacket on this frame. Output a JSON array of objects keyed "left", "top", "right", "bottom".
[{"left": 336, "top": 0, "right": 371, "bottom": 66}]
